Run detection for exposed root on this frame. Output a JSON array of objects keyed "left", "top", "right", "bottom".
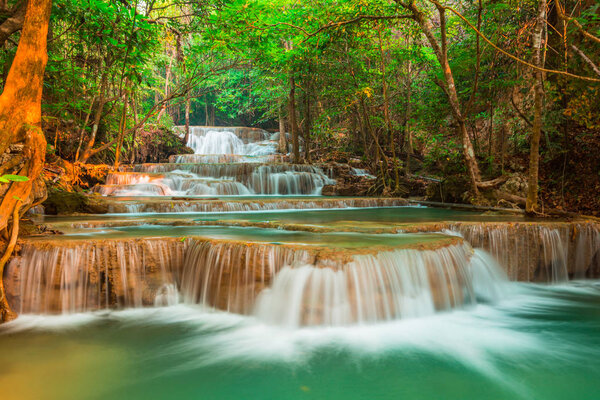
[{"left": 0, "top": 203, "right": 20, "bottom": 322}]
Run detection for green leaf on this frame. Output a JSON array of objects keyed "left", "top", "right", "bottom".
[{"left": 2, "top": 174, "right": 30, "bottom": 182}]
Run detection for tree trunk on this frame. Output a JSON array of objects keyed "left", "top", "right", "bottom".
[
  {"left": 278, "top": 105, "right": 287, "bottom": 154},
  {"left": 378, "top": 25, "right": 399, "bottom": 189},
  {"left": 0, "top": 204, "right": 19, "bottom": 322},
  {"left": 406, "top": 2, "right": 481, "bottom": 195},
  {"left": 0, "top": 0, "right": 52, "bottom": 322},
  {"left": 75, "top": 96, "right": 96, "bottom": 161},
  {"left": 129, "top": 93, "right": 139, "bottom": 164},
  {"left": 303, "top": 79, "right": 312, "bottom": 163},
  {"left": 288, "top": 73, "right": 300, "bottom": 163},
  {"left": 527, "top": 0, "right": 547, "bottom": 213},
  {"left": 184, "top": 90, "right": 191, "bottom": 144},
  {"left": 156, "top": 47, "right": 173, "bottom": 125},
  {"left": 113, "top": 94, "right": 128, "bottom": 168},
  {"left": 204, "top": 97, "right": 209, "bottom": 126},
  {"left": 405, "top": 50, "right": 413, "bottom": 177},
  {"left": 0, "top": 2, "right": 26, "bottom": 47},
  {"left": 78, "top": 73, "right": 108, "bottom": 163}
]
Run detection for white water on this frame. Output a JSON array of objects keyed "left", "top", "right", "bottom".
[
  {"left": 7, "top": 236, "right": 510, "bottom": 326},
  {"left": 254, "top": 245, "right": 508, "bottom": 327},
  {"left": 454, "top": 222, "right": 600, "bottom": 282},
  {"left": 96, "top": 126, "right": 334, "bottom": 196},
  {"left": 4, "top": 281, "right": 598, "bottom": 370}
]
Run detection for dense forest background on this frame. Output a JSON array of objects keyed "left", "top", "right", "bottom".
[{"left": 1, "top": 0, "right": 599, "bottom": 214}]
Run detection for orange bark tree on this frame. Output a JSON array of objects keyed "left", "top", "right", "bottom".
[{"left": 0, "top": 0, "right": 52, "bottom": 322}]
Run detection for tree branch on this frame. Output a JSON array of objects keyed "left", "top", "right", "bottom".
[
  {"left": 555, "top": 0, "right": 600, "bottom": 45},
  {"left": 570, "top": 44, "right": 600, "bottom": 77},
  {"left": 438, "top": 3, "right": 600, "bottom": 82},
  {"left": 0, "top": 1, "right": 26, "bottom": 46}
]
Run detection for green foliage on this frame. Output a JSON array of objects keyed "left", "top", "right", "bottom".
[
  {"left": 0, "top": 174, "right": 30, "bottom": 184},
  {"left": 1, "top": 0, "right": 599, "bottom": 197}
]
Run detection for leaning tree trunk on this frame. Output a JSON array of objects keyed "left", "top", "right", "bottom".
[
  {"left": 78, "top": 73, "right": 108, "bottom": 163},
  {"left": 406, "top": 2, "right": 481, "bottom": 195},
  {"left": 0, "top": 0, "right": 52, "bottom": 322},
  {"left": 526, "top": 0, "right": 546, "bottom": 213}
]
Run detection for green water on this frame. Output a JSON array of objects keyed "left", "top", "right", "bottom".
[
  {"left": 31, "top": 224, "right": 453, "bottom": 249},
  {"left": 42, "top": 206, "right": 530, "bottom": 229},
  {"left": 1, "top": 281, "right": 599, "bottom": 400},
  {"left": 47, "top": 205, "right": 527, "bottom": 222}
]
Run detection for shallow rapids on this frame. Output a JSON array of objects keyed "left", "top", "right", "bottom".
[{"left": 1, "top": 281, "right": 599, "bottom": 400}]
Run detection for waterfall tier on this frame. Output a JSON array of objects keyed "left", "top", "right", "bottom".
[
  {"left": 253, "top": 244, "right": 507, "bottom": 327},
  {"left": 185, "top": 128, "right": 277, "bottom": 157},
  {"left": 178, "top": 126, "right": 272, "bottom": 143},
  {"left": 95, "top": 164, "right": 335, "bottom": 196},
  {"left": 169, "top": 154, "right": 287, "bottom": 164},
  {"left": 91, "top": 126, "right": 336, "bottom": 197},
  {"left": 6, "top": 235, "right": 508, "bottom": 325},
  {"left": 90, "top": 197, "right": 408, "bottom": 213},
  {"left": 6, "top": 238, "right": 186, "bottom": 314}
]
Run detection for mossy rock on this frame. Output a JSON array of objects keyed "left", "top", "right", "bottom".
[{"left": 43, "top": 188, "right": 108, "bottom": 215}]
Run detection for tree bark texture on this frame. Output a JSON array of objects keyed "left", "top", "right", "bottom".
[
  {"left": 278, "top": 106, "right": 287, "bottom": 154},
  {"left": 526, "top": 0, "right": 546, "bottom": 213},
  {"left": 288, "top": 73, "right": 300, "bottom": 163},
  {"left": 0, "top": 0, "right": 53, "bottom": 322}
]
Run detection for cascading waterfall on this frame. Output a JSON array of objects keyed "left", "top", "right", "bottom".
[
  {"left": 350, "top": 167, "right": 376, "bottom": 179},
  {"left": 6, "top": 239, "right": 186, "bottom": 314},
  {"left": 98, "top": 163, "right": 334, "bottom": 196},
  {"left": 94, "top": 126, "right": 334, "bottom": 196},
  {"left": 179, "top": 241, "right": 314, "bottom": 314},
  {"left": 6, "top": 235, "right": 510, "bottom": 325},
  {"left": 6, "top": 221, "right": 600, "bottom": 327},
  {"left": 452, "top": 222, "right": 600, "bottom": 282},
  {"left": 187, "top": 129, "right": 247, "bottom": 155},
  {"left": 254, "top": 243, "right": 508, "bottom": 327}
]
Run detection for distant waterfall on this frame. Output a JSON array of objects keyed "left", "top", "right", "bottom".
[
  {"left": 94, "top": 126, "right": 334, "bottom": 196},
  {"left": 187, "top": 130, "right": 247, "bottom": 155},
  {"left": 98, "top": 163, "right": 335, "bottom": 196},
  {"left": 186, "top": 127, "right": 276, "bottom": 157}
]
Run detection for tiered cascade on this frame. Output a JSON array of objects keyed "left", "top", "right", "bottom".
[
  {"left": 94, "top": 126, "right": 334, "bottom": 196},
  {"left": 6, "top": 126, "right": 600, "bottom": 329},
  {"left": 7, "top": 236, "right": 510, "bottom": 327}
]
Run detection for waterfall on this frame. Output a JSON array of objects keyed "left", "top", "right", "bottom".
[
  {"left": 93, "top": 126, "right": 336, "bottom": 197},
  {"left": 99, "top": 163, "right": 335, "bottom": 196},
  {"left": 253, "top": 243, "right": 508, "bottom": 327},
  {"left": 179, "top": 241, "right": 314, "bottom": 314},
  {"left": 188, "top": 130, "right": 247, "bottom": 155},
  {"left": 6, "top": 239, "right": 186, "bottom": 314},
  {"left": 6, "top": 224, "right": 598, "bottom": 323},
  {"left": 108, "top": 197, "right": 409, "bottom": 213},
  {"left": 350, "top": 167, "right": 376, "bottom": 179},
  {"left": 169, "top": 154, "right": 286, "bottom": 163},
  {"left": 186, "top": 127, "right": 277, "bottom": 157},
  {"left": 451, "top": 222, "right": 600, "bottom": 282}
]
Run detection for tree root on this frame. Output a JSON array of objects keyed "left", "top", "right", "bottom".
[{"left": 0, "top": 203, "right": 20, "bottom": 323}]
